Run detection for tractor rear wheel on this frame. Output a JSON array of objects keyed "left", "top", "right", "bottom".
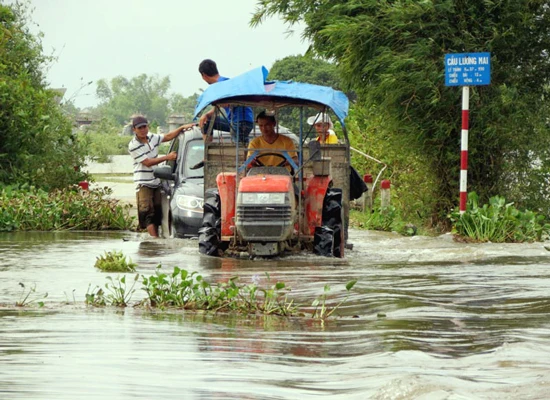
[
  {"left": 198, "top": 188, "right": 223, "bottom": 256},
  {"left": 313, "top": 188, "right": 343, "bottom": 257}
]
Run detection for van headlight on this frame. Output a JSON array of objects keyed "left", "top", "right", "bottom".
[
  {"left": 241, "top": 192, "right": 286, "bottom": 205},
  {"left": 175, "top": 195, "right": 203, "bottom": 212}
]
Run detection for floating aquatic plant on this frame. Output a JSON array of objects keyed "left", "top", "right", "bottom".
[
  {"left": 95, "top": 250, "right": 137, "bottom": 272},
  {"left": 16, "top": 283, "right": 47, "bottom": 307}
]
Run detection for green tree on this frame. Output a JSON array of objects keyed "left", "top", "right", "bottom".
[
  {"left": 96, "top": 74, "right": 171, "bottom": 126},
  {"left": 169, "top": 92, "right": 200, "bottom": 121},
  {"left": 252, "top": 0, "right": 550, "bottom": 223},
  {"left": 269, "top": 54, "right": 343, "bottom": 90},
  {"left": 0, "top": 3, "right": 86, "bottom": 190},
  {"left": 267, "top": 55, "right": 346, "bottom": 134}
]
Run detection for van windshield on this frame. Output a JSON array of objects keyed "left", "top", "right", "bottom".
[{"left": 184, "top": 140, "right": 204, "bottom": 178}]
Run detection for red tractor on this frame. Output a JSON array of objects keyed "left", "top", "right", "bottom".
[{"left": 194, "top": 67, "right": 353, "bottom": 258}]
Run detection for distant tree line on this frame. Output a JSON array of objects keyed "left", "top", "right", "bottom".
[{"left": 93, "top": 75, "right": 200, "bottom": 128}]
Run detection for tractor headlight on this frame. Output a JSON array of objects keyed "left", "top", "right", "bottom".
[
  {"left": 175, "top": 195, "right": 203, "bottom": 213},
  {"left": 241, "top": 192, "right": 286, "bottom": 205}
]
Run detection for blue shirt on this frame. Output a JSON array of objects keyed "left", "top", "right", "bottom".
[{"left": 218, "top": 76, "right": 254, "bottom": 124}]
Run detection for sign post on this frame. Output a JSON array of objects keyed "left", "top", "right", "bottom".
[{"left": 445, "top": 52, "right": 491, "bottom": 214}]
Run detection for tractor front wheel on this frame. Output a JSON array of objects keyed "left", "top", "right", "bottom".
[{"left": 198, "top": 188, "right": 223, "bottom": 256}]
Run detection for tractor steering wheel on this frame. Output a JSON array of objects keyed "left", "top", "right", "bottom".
[{"left": 253, "top": 153, "right": 294, "bottom": 175}]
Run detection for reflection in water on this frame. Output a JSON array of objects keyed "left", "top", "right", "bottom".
[{"left": 1, "top": 230, "right": 550, "bottom": 398}]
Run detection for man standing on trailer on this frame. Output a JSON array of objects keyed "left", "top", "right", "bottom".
[{"left": 197, "top": 59, "right": 254, "bottom": 145}]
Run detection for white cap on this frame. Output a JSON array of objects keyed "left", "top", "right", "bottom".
[{"left": 307, "top": 113, "right": 333, "bottom": 128}]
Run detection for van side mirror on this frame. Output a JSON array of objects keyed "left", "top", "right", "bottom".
[{"left": 153, "top": 165, "right": 175, "bottom": 181}]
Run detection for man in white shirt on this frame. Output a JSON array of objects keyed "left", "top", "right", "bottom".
[{"left": 128, "top": 115, "right": 195, "bottom": 237}]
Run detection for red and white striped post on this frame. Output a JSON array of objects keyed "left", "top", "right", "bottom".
[
  {"left": 380, "top": 179, "right": 391, "bottom": 208},
  {"left": 363, "top": 174, "right": 373, "bottom": 213},
  {"left": 459, "top": 86, "right": 469, "bottom": 214}
]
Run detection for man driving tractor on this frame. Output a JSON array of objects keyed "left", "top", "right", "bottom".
[{"left": 247, "top": 111, "right": 298, "bottom": 171}]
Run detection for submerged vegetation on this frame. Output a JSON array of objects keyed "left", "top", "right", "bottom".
[
  {"left": 140, "top": 268, "right": 298, "bottom": 316},
  {"left": 0, "top": 186, "right": 134, "bottom": 232},
  {"left": 450, "top": 192, "right": 550, "bottom": 243},
  {"left": 16, "top": 283, "right": 47, "bottom": 307},
  {"left": 312, "top": 280, "right": 357, "bottom": 319},
  {"left": 38, "top": 262, "right": 357, "bottom": 320},
  {"left": 86, "top": 274, "right": 139, "bottom": 307}
]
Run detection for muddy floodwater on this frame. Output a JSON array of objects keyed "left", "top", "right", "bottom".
[{"left": 1, "top": 230, "right": 550, "bottom": 399}]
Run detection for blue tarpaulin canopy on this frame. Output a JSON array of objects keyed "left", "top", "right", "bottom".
[{"left": 193, "top": 66, "right": 349, "bottom": 127}]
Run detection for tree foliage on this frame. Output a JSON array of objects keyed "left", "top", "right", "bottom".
[
  {"left": 95, "top": 74, "right": 199, "bottom": 126},
  {"left": 252, "top": 0, "right": 550, "bottom": 222},
  {"left": 0, "top": 3, "right": 86, "bottom": 189},
  {"left": 96, "top": 74, "right": 171, "bottom": 126},
  {"left": 268, "top": 55, "right": 345, "bottom": 134},
  {"left": 169, "top": 92, "right": 200, "bottom": 121},
  {"left": 269, "top": 54, "right": 343, "bottom": 90}
]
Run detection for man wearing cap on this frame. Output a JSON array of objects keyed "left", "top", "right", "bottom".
[
  {"left": 128, "top": 115, "right": 195, "bottom": 238},
  {"left": 307, "top": 112, "right": 339, "bottom": 144}
]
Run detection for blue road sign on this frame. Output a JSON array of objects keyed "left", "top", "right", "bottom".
[{"left": 445, "top": 52, "right": 491, "bottom": 86}]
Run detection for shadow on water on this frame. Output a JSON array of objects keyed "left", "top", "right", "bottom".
[{"left": 1, "top": 230, "right": 550, "bottom": 399}]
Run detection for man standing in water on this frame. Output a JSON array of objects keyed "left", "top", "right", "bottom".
[{"left": 128, "top": 115, "right": 195, "bottom": 238}]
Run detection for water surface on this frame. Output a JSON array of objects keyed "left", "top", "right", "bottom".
[{"left": 1, "top": 230, "right": 550, "bottom": 399}]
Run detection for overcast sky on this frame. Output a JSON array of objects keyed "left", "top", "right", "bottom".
[{"left": 23, "top": 0, "right": 308, "bottom": 109}]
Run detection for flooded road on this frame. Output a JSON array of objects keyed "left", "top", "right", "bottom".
[{"left": 1, "top": 230, "right": 550, "bottom": 399}]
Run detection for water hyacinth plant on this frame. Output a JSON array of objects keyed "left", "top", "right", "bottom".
[
  {"left": 0, "top": 185, "right": 134, "bottom": 232},
  {"left": 141, "top": 267, "right": 297, "bottom": 316},
  {"left": 95, "top": 250, "right": 137, "bottom": 272},
  {"left": 450, "top": 192, "right": 550, "bottom": 243},
  {"left": 311, "top": 280, "right": 357, "bottom": 320},
  {"left": 16, "top": 283, "right": 48, "bottom": 307},
  {"left": 86, "top": 274, "right": 139, "bottom": 307},
  {"left": 83, "top": 264, "right": 358, "bottom": 319}
]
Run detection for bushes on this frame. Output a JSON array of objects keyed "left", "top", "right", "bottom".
[
  {"left": 347, "top": 107, "right": 441, "bottom": 230},
  {"left": 450, "top": 192, "right": 550, "bottom": 243},
  {"left": 0, "top": 185, "right": 134, "bottom": 231}
]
